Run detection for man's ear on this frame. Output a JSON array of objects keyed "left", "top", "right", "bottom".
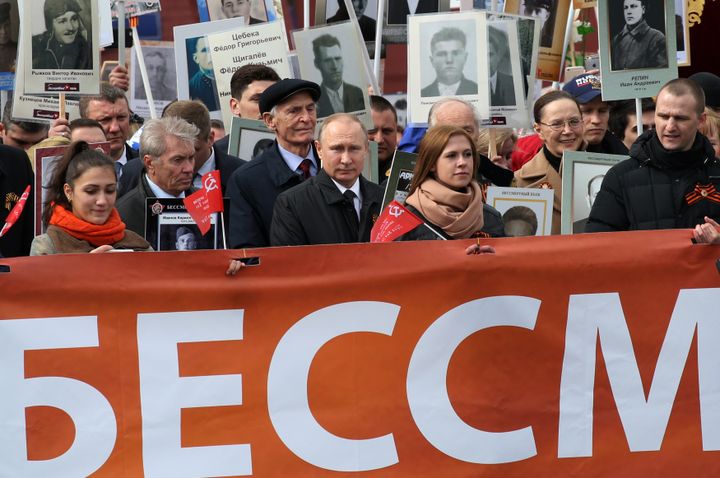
[
  {"left": 143, "top": 154, "right": 154, "bottom": 173},
  {"left": 0, "top": 123, "right": 6, "bottom": 139},
  {"left": 208, "top": 129, "right": 216, "bottom": 147},
  {"left": 262, "top": 112, "right": 275, "bottom": 130},
  {"left": 230, "top": 97, "right": 240, "bottom": 116}
]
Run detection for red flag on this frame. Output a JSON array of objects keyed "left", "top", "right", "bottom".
[
  {"left": 0, "top": 185, "right": 30, "bottom": 238},
  {"left": 370, "top": 200, "right": 423, "bottom": 243},
  {"left": 183, "top": 171, "right": 223, "bottom": 236}
]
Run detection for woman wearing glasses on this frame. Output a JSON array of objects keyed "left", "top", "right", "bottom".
[{"left": 513, "top": 91, "right": 584, "bottom": 234}]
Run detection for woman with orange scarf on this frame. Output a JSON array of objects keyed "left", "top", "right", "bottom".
[
  {"left": 395, "top": 125, "right": 503, "bottom": 242},
  {"left": 30, "top": 141, "right": 151, "bottom": 255}
]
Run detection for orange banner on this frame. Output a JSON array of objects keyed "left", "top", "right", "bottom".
[{"left": 1, "top": 230, "right": 719, "bottom": 477}]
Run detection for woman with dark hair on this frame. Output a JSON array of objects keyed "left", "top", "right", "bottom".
[
  {"left": 396, "top": 125, "right": 503, "bottom": 242},
  {"left": 30, "top": 141, "right": 151, "bottom": 255},
  {"left": 610, "top": 0, "right": 667, "bottom": 70},
  {"left": 32, "top": 0, "right": 92, "bottom": 70},
  {"left": 513, "top": 90, "right": 585, "bottom": 234}
]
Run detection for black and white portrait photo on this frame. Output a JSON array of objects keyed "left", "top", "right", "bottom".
[
  {"left": 420, "top": 23, "right": 478, "bottom": 98},
  {"left": 572, "top": 173, "right": 604, "bottom": 232},
  {"left": 324, "top": 0, "right": 377, "bottom": 42},
  {"left": 520, "top": 0, "right": 556, "bottom": 48},
  {"left": 237, "top": 128, "right": 275, "bottom": 162},
  {"left": 487, "top": 25, "right": 516, "bottom": 107},
  {"left": 205, "top": 0, "right": 267, "bottom": 23},
  {"left": 609, "top": 0, "right": 668, "bottom": 71},
  {"left": 31, "top": 0, "right": 93, "bottom": 70},
  {"left": 312, "top": 34, "right": 365, "bottom": 116},
  {"left": 134, "top": 46, "right": 177, "bottom": 102},
  {"left": 387, "top": 0, "right": 439, "bottom": 25},
  {"left": 185, "top": 36, "right": 220, "bottom": 112},
  {"left": 0, "top": 1, "right": 18, "bottom": 73}
]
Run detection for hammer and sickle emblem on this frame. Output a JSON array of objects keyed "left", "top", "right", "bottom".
[
  {"left": 388, "top": 205, "right": 403, "bottom": 218},
  {"left": 204, "top": 175, "right": 219, "bottom": 192}
]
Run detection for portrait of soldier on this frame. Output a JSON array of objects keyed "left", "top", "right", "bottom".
[
  {"left": 135, "top": 49, "right": 176, "bottom": 102},
  {"left": 326, "top": 0, "right": 375, "bottom": 42},
  {"left": 421, "top": 26, "right": 478, "bottom": 98},
  {"left": 0, "top": 2, "right": 17, "bottom": 72},
  {"left": 312, "top": 34, "right": 365, "bottom": 118},
  {"left": 32, "top": 0, "right": 92, "bottom": 70},
  {"left": 186, "top": 36, "right": 220, "bottom": 112},
  {"left": 218, "top": 0, "right": 265, "bottom": 23},
  {"left": 175, "top": 226, "right": 199, "bottom": 251},
  {"left": 488, "top": 26, "right": 516, "bottom": 107},
  {"left": 610, "top": 0, "right": 668, "bottom": 70},
  {"left": 521, "top": 0, "right": 556, "bottom": 48}
]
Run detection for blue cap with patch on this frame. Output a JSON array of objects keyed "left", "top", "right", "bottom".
[{"left": 562, "top": 73, "right": 602, "bottom": 104}]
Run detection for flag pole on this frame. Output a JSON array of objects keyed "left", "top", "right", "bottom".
[
  {"left": 131, "top": 17, "right": 157, "bottom": 119},
  {"left": 117, "top": 0, "right": 126, "bottom": 67},
  {"left": 221, "top": 212, "right": 227, "bottom": 249}
]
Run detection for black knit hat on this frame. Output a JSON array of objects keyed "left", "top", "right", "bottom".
[{"left": 689, "top": 72, "right": 720, "bottom": 109}]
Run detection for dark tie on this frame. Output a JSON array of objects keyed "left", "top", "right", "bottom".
[
  {"left": 343, "top": 190, "right": 359, "bottom": 235},
  {"left": 114, "top": 161, "right": 122, "bottom": 178},
  {"left": 298, "top": 159, "right": 312, "bottom": 180}
]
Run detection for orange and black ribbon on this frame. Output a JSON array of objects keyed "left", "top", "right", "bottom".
[{"left": 685, "top": 183, "right": 720, "bottom": 206}]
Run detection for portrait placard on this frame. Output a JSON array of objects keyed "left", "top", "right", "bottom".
[
  {"left": 23, "top": 0, "right": 100, "bottom": 96},
  {"left": 383, "top": 93, "right": 407, "bottom": 127},
  {"left": 293, "top": 22, "right": 372, "bottom": 128},
  {"left": 110, "top": 0, "right": 161, "bottom": 18},
  {"left": 174, "top": 17, "right": 247, "bottom": 118},
  {"left": 34, "top": 142, "right": 111, "bottom": 235},
  {"left": 598, "top": 0, "right": 677, "bottom": 101},
  {"left": 382, "top": 151, "right": 417, "bottom": 209},
  {"left": 197, "top": 0, "right": 268, "bottom": 23},
  {"left": 459, "top": 0, "right": 507, "bottom": 11},
  {"left": 0, "top": 0, "right": 19, "bottom": 90},
  {"left": 481, "top": 16, "right": 532, "bottom": 128},
  {"left": 144, "top": 198, "right": 228, "bottom": 250},
  {"left": 675, "top": 0, "right": 690, "bottom": 66},
  {"left": 485, "top": 185, "right": 554, "bottom": 236},
  {"left": 504, "top": 0, "right": 572, "bottom": 81},
  {"left": 383, "top": 0, "right": 451, "bottom": 44},
  {"left": 207, "top": 20, "right": 291, "bottom": 129},
  {"left": 560, "top": 151, "right": 627, "bottom": 234},
  {"left": 316, "top": 0, "right": 379, "bottom": 43},
  {"left": 129, "top": 42, "right": 177, "bottom": 119},
  {"left": 100, "top": 60, "right": 117, "bottom": 82},
  {"left": 407, "top": 12, "right": 489, "bottom": 123},
  {"left": 227, "top": 117, "right": 275, "bottom": 158}
]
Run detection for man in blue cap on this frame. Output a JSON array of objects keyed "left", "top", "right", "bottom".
[
  {"left": 563, "top": 73, "right": 628, "bottom": 155},
  {"left": 227, "top": 78, "right": 322, "bottom": 248}
]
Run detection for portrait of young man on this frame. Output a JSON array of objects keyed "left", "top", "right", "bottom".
[{"left": 421, "top": 24, "right": 478, "bottom": 98}]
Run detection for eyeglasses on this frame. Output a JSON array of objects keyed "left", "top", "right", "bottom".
[{"left": 538, "top": 118, "right": 583, "bottom": 131}]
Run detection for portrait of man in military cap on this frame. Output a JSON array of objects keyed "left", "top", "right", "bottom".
[
  {"left": 32, "top": 0, "right": 93, "bottom": 70},
  {"left": 0, "top": 2, "right": 17, "bottom": 73},
  {"left": 520, "top": 0, "right": 556, "bottom": 47}
]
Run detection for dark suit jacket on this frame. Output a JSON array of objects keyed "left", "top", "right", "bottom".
[
  {"left": 327, "top": 9, "right": 376, "bottom": 42},
  {"left": 421, "top": 77, "right": 478, "bottom": 98},
  {"left": 116, "top": 175, "right": 197, "bottom": 237},
  {"left": 316, "top": 82, "right": 366, "bottom": 118},
  {"left": 388, "top": 0, "right": 438, "bottom": 24},
  {"left": 270, "top": 169, "right": 382, "bottom": 246},
  {"left": 491, "top": 71, "right": 516, "bottom": 106},
  {"left": 0, "top": 145, "right": 34, "bottom": 257},
  {"left": 118, "top": 145, "right": 245, "bottom": 197},
  {"left": 227, "top": 141, "right": 319, "bottom": 248}
]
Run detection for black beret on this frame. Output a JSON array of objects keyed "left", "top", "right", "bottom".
[
  {"left": 259, "top": 78, "right": 321, "bottom": 115},
  {"left": 0, "top": 3, "right": 10, "bottom": 23},
  {"left": 689, "top": 72, "right": 720, "bottom": 109}
]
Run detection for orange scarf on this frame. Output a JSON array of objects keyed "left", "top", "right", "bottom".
[{"left": 49, "top": 204, "right": 126, "bottom": 247}]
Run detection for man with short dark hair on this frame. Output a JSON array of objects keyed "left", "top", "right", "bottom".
[
  {"left": 422, "top": 27, "right": 478, "bottom": 97},
  {"left": 120, "top": 100, "right": 245, "bottom": 195},
  {"left": 227, "top": 78, "right": 322, "bottom": 248},
  {"left": 587, "top": 78, "right": 720, "bottom": 232},
  {"left": 0, "top": 97, "right": 48, "bottom": 150},
  {"left": 608, "top": 98, "right": 656, "bottom": 150},
  {"left": 689, "top": 72, "right": 720, "bottom": 114},
  {"left": 270, "top": 113, "right": 382, "bottom": 246},
  {"left": 69, "top": 118, "right": 106, "bottom": 143},
  {"left": 369, "top": 95, "right": 398, "bottom": 179},
  {"left": 488, "top": 26, "right": 516, "bottom": 107},
  {"left": 188, "top": 37, "right": 220, "bottom": 112},
  {"left": 117, "top": 117, "right": 198, "bottom": 236},
  {"left": 313, "top": 34, "right": 365, "bottom": 118},
  {"left": 562, "top": 73, "right": 628, "bottom": 155}
]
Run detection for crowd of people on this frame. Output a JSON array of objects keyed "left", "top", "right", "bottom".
[{"left": 2, "top": 12, "right": 720, "bottom": 264}]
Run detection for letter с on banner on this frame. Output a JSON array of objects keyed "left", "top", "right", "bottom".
[{"left": 0, "top": 229, "right": 719, "bottom": 476}]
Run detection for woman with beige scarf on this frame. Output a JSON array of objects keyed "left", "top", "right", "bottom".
[{"left": 396, "top": 125, "right": 504, "bottom": 241}]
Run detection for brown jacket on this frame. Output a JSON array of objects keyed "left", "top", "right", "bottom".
[{"left": 512, "top": 149, "right": 562, "bottom": 234}]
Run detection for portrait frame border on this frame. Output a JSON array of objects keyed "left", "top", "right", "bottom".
[
  {"left": 485, "top": 185, "right": 555, "bottom": 236},
  {"left": 227, "top": 117, "right": 274, "bottom": 158}
]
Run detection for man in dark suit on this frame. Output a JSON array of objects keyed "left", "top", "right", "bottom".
[
  {"left": 327, "top": 0, "right": 376, "bottom": 42},
  {"left": 270, "top": 113, "right": 382, "bottom": 246},
  {"left": 0, "top": 145, "right": 34, "bottom": 256},
  {"left": 227, "top": 79, "right": 322, "bottom": 248},
  {"left": 488, "top": 26, "right": 516, "bottom": 107},
  {"left": 313, "top": 34, "right": 366, "bottom": 118},
  {"left": 117, "top": 117, "right": 198, "bottom": 236},
  {"left": 387, "top": 0, "right": 438, "bottom": 24},
  {"left": 120, "top": 100, "right": 245, "bottom": 195},
  {"left": 421, "top": 27, "right": 478, "bottom": 98}
]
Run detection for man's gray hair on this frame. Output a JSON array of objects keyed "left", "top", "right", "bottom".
[
  {"left": 427, "top": 98, "right": 480, "bottom": 129},
  {"left": 317, "top": 113, "right": 368, "bottom": 144},
  {"left": 140, "top": 117, "right": 199, "bottom": 159}
]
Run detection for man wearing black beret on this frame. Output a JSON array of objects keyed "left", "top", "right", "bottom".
[{"left": 227, "top": 78, "right": 322, "bottom": 248}]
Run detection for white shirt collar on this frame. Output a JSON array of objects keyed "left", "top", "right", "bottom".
[
  {"left": 489, "top": 71, "right": 497, "bottom": 94},
  {"left": 438, "top": 80, "right": 461, "bottom": 97},
  {"left": 194, "top": 147, "right": 216, "bottom": 188},
  {"left": 117, "top": 144, "right": 129, "bottom": 166},
  {"left": 331, "top": 177, "right": 362, "bottom": 217},
  {"left": 145, "top": 174, "right": 186, "bottom": 199},
  {"left": 278, "top": 142, "right": 318, "bottom": 176}
]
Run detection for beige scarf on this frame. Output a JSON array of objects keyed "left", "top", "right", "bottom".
[{"left": 405, "top": 179, "right": 484, "bottom": 239}]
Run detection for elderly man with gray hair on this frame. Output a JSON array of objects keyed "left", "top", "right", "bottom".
[{"left": 117, "top": 116, "right": 198, "bottom": 236}]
